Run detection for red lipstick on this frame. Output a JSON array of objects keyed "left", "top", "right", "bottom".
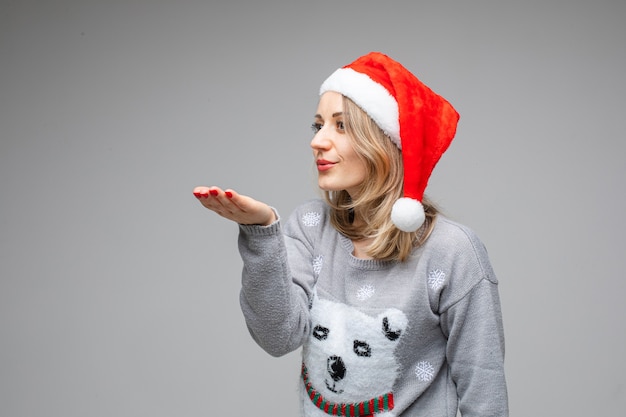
[{"left": 316, "top": 159, "right": 336, "bottom": 171}]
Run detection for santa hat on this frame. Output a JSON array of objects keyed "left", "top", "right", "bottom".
[{"left": 319, "top": 52, "right": 460, "bottom": 232}]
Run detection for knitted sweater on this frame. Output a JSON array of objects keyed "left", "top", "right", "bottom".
[{"left": 238, "top": 199, "right": 508, "bottom": 417}]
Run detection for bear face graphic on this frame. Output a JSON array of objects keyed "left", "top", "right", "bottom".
[{"left": 302, "top": 297, "right": 408, "bottom": 416}]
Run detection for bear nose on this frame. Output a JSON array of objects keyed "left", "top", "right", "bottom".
[{"left": 327, "top": 355, "right": 346, "bottom": 382}]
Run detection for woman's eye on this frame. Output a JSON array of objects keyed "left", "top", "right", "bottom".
[
  {"left": 336, "top": 121, "right": 345, "bottom": 131},
  {"left": 311, "top": 123, "right": 322, "bottom": 133}
]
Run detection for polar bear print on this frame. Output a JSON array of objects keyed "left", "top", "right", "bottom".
[{"left": 301, "top": 297, "right": 408, "bottom": 417}]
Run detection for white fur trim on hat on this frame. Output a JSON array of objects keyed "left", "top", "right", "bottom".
[
  {"left": 391, "top": 198, "right": 425, "bottom": 232},
  {"left": 319, "top": 67, "right": 401, "bottom": 148}
]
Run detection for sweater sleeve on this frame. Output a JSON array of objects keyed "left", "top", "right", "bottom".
[
  {"left": 237, "top": 204, "right": 319, "bottom": 357},
  {"left": 434, "top": 221, "right": 508, "bottom": 416},
  {"left": 440, "top": 278, "right": 508, "bottom": 416}
]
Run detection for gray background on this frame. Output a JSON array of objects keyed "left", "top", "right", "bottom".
[{"left": 1, "top": 0, "right": 625, "bottom": 416}]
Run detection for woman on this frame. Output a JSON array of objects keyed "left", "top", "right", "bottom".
[{"left": 194, "top": 52, "right": 508, "bottom": 416}]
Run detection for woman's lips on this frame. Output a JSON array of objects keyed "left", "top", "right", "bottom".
[{"left": 316, "top": 159, "right": 336, "bottom": 171}]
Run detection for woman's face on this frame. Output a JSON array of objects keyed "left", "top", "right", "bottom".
[{"left": 311, "top": 91, "right": 367, "bottom": 197}]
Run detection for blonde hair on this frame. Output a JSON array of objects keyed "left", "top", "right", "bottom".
[{"left": 323, "top": 96, "right": 439, "bottom": 262}]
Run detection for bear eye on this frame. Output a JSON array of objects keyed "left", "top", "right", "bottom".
[
  {"left": 313, "top": 325, "right": 329, "bottom": 341},
  {"left": 353, "top": 340, "right": 371, "bottom": 357}
]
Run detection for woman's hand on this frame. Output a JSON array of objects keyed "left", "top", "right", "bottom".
[{"left": 193, "top": 186, "right": 276, "bottom": 226}]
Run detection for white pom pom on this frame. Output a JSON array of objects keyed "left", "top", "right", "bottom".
[{"left": 391, "top": 198, "right": 425, "bottom": 232}]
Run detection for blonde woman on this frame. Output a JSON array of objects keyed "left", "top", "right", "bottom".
[{"left": 194, "top": 52, "right": 508, "bottom": 417}]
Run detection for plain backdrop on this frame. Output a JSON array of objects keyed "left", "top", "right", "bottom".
[{"left": 1, "top": 0, "right": 625, "bottom": 416}]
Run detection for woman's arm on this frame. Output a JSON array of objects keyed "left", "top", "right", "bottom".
[
  {"left": 441, "top": 278, "right": 508, "bottom": 416},
  {"left": 193, "top": 186, "right": 315, "bottom": 357}
]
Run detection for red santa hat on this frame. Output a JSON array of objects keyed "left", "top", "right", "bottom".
[{"left": 319, "top": 52, "right": 460, "bottom": 232}]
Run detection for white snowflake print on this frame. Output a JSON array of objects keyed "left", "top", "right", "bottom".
[
  {"left": 428, "top": 269, "right": 446, "bottom": 290},
  {"left": 301, "top": 211, "right": 322, "bottom": 227},
  {"left": 356, "top": 284, "right": 376, "bottom": 301},
  {"left": 414, "top": 361, "right": 435, "bottom": 382},
  {"left": 312, "top": 255, "right": 323, "bottom": 276}
]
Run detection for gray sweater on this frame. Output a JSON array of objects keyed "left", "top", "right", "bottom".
[{"left": 238, "top": 199, "right": 508, "bottom": 417}]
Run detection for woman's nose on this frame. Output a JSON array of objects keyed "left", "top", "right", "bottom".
[{"left": 310, "top": 131, "right": 331, "bottom": 151}]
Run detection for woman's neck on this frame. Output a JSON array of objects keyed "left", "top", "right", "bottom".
[{"left": 351, "top": 237, "right": 375, "bottom": 259}]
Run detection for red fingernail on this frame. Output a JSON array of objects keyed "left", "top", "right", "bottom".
[
  {"left": 193, "top": 192, "right": 202, "bottom": 198},
  {"left": 225, "top": 191, "right": 233, "bottom": 198},
  {"left": 209, "top": 189, "right": 218, "bottom": 197}
]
